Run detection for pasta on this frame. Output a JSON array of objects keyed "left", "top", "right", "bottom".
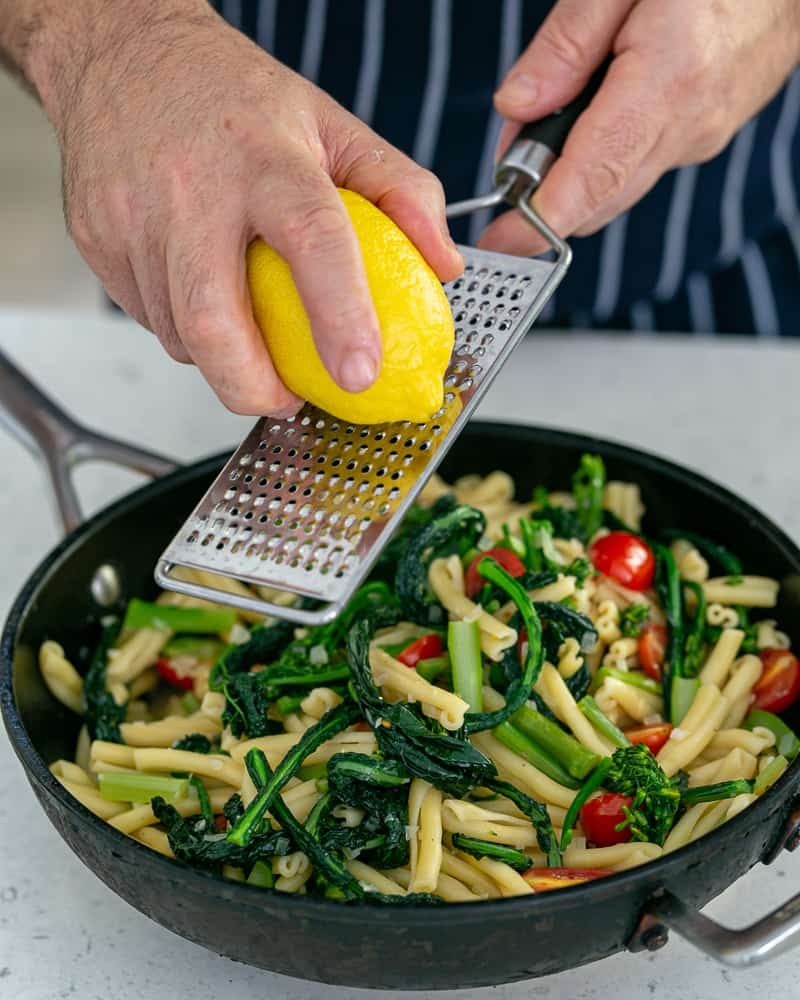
[{"left": 38, "top": 458, "right": 797, "bottom": 904}]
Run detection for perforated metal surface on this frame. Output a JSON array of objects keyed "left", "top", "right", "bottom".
[{"left": 155, "top": 245, "right": 566, "bottom": 624}]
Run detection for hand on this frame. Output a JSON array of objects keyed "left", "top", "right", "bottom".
[
  {"left": 480, "top": 0, "right": 800, "bottom": 254},
  {"left": 43, "top": 3, "right": 462, "bottom": 414}
]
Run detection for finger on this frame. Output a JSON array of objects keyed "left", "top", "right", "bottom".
[
  {"left": 324, "top": 110, "right": 464, "bottom": 282},
  {"left": 166, "top": 219, "right": 301, "bottom": 416},
  {"left": 530, "top": 54, "right": 665, "bottom": 239},
  {"left": 252, "top": 164, "right": 384, "bottom": 394},
  {"left": 128, "top": 236, "right": 192, "bottom": 363},
  {"left": 478, "top": 147, "right": 665, "bottom": 255},
  {"left": 494, "top": 0, "right": 635, "bottom": 122}
]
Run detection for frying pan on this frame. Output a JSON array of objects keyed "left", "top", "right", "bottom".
[{"left": 1, "top": 351, "right": 799, "bottom": 990}]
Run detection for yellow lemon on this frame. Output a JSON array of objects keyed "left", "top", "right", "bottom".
[{"left": 247, "top": 188, "right": 454, "bottom": 424}]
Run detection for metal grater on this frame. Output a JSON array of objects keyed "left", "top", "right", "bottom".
[{"left": 153, "top": 74, "right": 607, "bottom": 623}]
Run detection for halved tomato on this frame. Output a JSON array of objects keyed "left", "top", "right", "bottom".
[
  {"left": 522, "top": 867, "right": 614, "bottom": 891},
  {"left": 465, "top": 548, "right": 526, "bottom": 598},
  {"left": 754, "top": 649, "right": 800, "bottom": 714}
]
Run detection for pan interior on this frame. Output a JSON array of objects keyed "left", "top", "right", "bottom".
[{"left": 8, "top": 423, "right": 800, "bottom": 781}]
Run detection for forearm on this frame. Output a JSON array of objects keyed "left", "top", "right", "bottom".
[{"left": 0, "top": 0, "right": 211, "bottom": 128}]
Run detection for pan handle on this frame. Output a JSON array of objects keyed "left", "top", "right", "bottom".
[
  {"left": 0, "top": 347, "right": 177, "bottom": 533},
  {"left": 630, "top": 803, "right": 800, "bottom": 965},
  {"left": 629, "top": 887, "right": 800, "bottom": 967}
]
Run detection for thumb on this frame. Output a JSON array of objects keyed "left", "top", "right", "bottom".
[{"left": 494, "top": 0, "right": 634, "bottom": 121}]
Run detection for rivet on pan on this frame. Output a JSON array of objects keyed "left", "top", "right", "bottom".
[{"left": 90, "top": 564, "right": 122, "bottom": 608}]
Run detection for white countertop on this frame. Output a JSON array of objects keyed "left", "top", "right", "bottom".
[{"left": 1, "top": 307, "right": 799, "bottom": 1000}]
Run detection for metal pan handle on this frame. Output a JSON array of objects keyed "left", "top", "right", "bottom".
[
  {"left": 0, "top": 347, "right": 177, "bottom": 533},
  {"left": 629, "top": 803, "right": 800, "bottom": 966}
]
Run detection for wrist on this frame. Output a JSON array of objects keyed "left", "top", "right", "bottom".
[{"left": 12, "top": 0, "right": 214, "bottom": 132}]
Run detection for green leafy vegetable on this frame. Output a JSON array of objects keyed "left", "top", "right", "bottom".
[
  {"left": 227, "top": 701, "right": 361, "bottom": 847},
  {"left": 680, "top": 779, "right": 753, "bottom": 806},
  {"left": 450, "top": 834, "right": 531, "bottom": 872},
  {"left": 395, "top": 504, "right": 485, "bottom": 625},
  {"left": 463, "top": 560, "right": 544, "bottom": 733},
  {"left": 605, "top": 745, "right": 681, "bottom": 845},
  {"left": 83, "top": 619, "right": 126, "bottom": 743},
  {"left": 572, "top": 454, "right": 606, "bottom": 540},
  {"left": 485, "top": 778, "right": 561, "bottom": 867},
  {"left": 171, "top": 733, "right": 212, "bottom": 754},
  {"left": 347, "top": 608, "right": 497, "bottom": 796},
  {"left": 152, "top": 796, "right": 292, "bottom": 870},
  {"left": 619, "top": 603, "right": 650, "bottom": 638},
  {"left": 744, "top": 709, "right": 800, "bottom": 760}
]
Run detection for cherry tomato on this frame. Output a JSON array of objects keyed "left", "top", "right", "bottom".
[
  {"left": 397, "top": 633, "right": 443, "bottom": 668},
  {"left": 353, "top": 721, "right": 373, "bottom": 732},
  {"left": 638, "top": 623, "right": 668, "bottom": 681},
  {"left": 579, "top": 792, "right": 633, "bottom": 848},
  {"left": 626, "top": 723, "right": 673, "bottom": 755},
  {"left": 589, "top": 532, "right": 656, "bottom": 591},
  {"left": 155, "top": 657, "right": 195, "bottom": 691},
  {"left": 522, "top": 867, "right": 614, "bottom": 891},
  {"left": 754, "top": 649, "right": 800, "bottom": 714},
  {"left": 465, "top": 547, "right": 526, "bottom": 598},
  {"left": 213, "top": 814, "right": 228, "bottom": 833}
]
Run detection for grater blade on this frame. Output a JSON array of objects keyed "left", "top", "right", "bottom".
[{"left": 155, "top": 243, "right": 568, "bottom": 625}]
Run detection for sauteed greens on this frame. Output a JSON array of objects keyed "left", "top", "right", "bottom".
[{"left": 40, "top": 455, "right": 799, "bottom": 901}]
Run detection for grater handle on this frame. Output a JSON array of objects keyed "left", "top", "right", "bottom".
[
  {"left": 0, "top": 347, "right": 177, "bottom": 533},
  {"left": 495, "top": 59, "right": 611, "bottom": 193}
]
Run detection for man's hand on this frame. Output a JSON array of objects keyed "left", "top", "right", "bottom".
[
  {"left": 1, "top": 1, "right": 462, "bottom": 415},
  {"left": 481, "top": 0, "right": 800, "bottom": 254}
]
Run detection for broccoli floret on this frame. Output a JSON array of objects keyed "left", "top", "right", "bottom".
[
  {"left": 619, "top": 603, "right": 650, "bottom": 638},
  {"left": 605, "top": 744, "right": 680, "bottom": 846}
]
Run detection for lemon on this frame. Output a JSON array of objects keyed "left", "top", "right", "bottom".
[{"left": 247, "top": 188, "right": 454, "bottom": 424}]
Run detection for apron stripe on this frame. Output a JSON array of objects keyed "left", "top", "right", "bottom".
[
  {"left": 353, "top": 0, "right": 385, "bottom": 126},
  {"left": 300, "top": 0, "right": 328, "bottom": 83},
  {"left": 653, "top": 164, "right": 699, "bottom": 302},
  {"left": 593, "top": 213, "right": 629, "bottom": 322},
  {"left": 413, "top": 0, "right": 452, "bottom": 169},
  {"left": 718, "top": 119, "right": 758, "bottom": 264}
]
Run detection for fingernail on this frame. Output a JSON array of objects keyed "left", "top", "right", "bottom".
[
  {"left": 339, "top": 350, "right": 379, "bottom": 393},
  {"left": 497, "top": 72, "right": 538, "bottom": 108}
]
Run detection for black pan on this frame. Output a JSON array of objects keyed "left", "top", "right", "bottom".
[{"left": 1, "top": 353, "right": 799, "bottom": 989}]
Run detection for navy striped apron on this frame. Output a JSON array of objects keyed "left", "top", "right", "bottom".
[{"left": 215, "top": 0, "right": 800, "bottom": 337}]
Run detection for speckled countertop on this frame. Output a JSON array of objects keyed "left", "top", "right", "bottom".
[{"left": 1, "top": 308, "right": 799, "bottom": 999}]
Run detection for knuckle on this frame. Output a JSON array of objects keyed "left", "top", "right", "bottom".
[
  {"left": 279, "top": 201, "right": 349, "bottom": 258},
  {"left": 539, "top": 19, "right": 590, "bottom": 73},
  {"left": 577, "top": 110, "right": 649, "bottom": 213},
  {"left": 577, "top": 159, "right": 627, "bottom": 215}
]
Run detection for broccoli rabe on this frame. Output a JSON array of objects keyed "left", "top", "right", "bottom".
[{"left": 605, "top": 745, "right": 681, "bottom": 846}]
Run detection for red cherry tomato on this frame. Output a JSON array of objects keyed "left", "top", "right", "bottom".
[
  {"left": 465, "top": 547, "right": 526, "bottom": 598},
  {"left": 638, "top": 623, "right": 668, "bottom": 681},
  {"left": 155, "top": 657, "right": 195, "bottom": 691},
  {"left": 353, "top": 721, "right": 373, "bottom": 732},
  {"left": 579, "top": 792, "right": 633, "bottom": 848},
  {"left": 213, "top": 814, "right": 228, "bottom": 833},
  {"left": 754, "top": 649, "right": 800, "bottom": 714},
  {"left": 397, "top": 633, "right": 444, "bottom": 668},
  {"left": 589, "top": 532, "right": 655, "bottom": 591},
  {"left": 626, "top": 723, "right": 673, "bottom": 755},
  {"left": 522, "top": 867, "right": 614, "bottom": 891}
]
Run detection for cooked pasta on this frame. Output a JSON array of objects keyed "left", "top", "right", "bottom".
[{"left": 38, "top": 457, "right": 798, "bottom": 903}]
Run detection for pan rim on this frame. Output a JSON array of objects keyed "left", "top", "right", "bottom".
[{"left": 2, "top": 420, "right": 799, "bottom": 926}]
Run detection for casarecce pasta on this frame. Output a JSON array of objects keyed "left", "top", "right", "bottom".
[{"left": 39, "top": 454, "right": 798, "bottom": 902}]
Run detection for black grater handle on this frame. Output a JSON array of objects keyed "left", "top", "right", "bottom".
[
  {"left": 516, "top": 59, "right": 610, "bottom": 156},
  {"left": 495, "top": 59, "right": 611, "bottom": 192}
]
